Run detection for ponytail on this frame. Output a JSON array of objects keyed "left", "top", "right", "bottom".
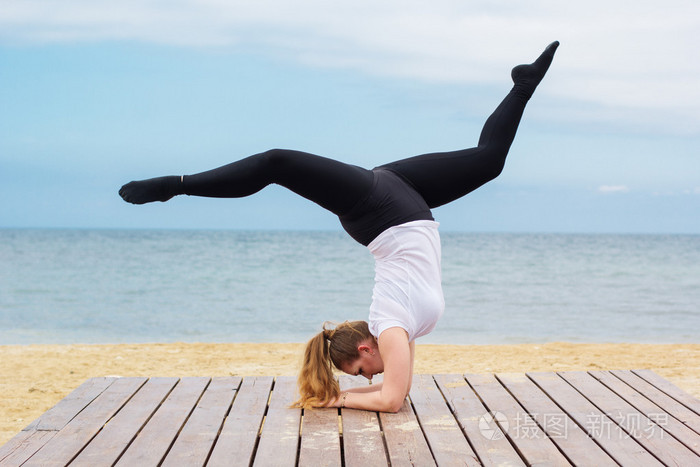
[{"left": 292, "top": 321, "right": 372, "bottom": 409}]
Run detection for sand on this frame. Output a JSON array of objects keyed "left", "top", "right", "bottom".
[{"left": 1, "top": 341, "right": 699, "bottom": 445}]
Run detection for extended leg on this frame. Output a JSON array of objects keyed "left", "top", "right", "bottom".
[
  {"left": 119, "top": 149, "right": 373, "bottom": 216},
  {"left": 378, "top": 41, "right": 559, "bottom": 209}
]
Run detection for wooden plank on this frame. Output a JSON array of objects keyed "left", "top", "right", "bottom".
[
  {"left": 466, "top": 373, "right": 570, "bottom": 466},
  {"left": 496, "top": 372, "right": 617, "bottom": 466},
  {"left": 298, "top": 407, "right": 342, "bottom": 467},
  {"left": 434, "top": 374, "right": 525, "bottom": 466},
  {"left": 0, "top": 431, "right": 56, "bottom": 467},
  {"left": 7, "top": 371, "right": 696, "bottom": 467},
  {"left": 560, "top": 371, "right": 698, "bottom": 466},
  {"left": 162, "top": 376, "right": 241, "bottom": 467},
  {"left": 380, "top": 399, "right": 436, "bottom": 466},
  {"left": 590, "top": 370, "right": 700, "bottom": 456},
  {"left": 207, "top": 376, "right": 274, "bottom": 467},
  {"left": 254, "top": 376, "right": 301, "bottom": 467},
  {"left": 527, "top": 372, "right": 663, "bottom": 466},
  {"left": 24, "top": 377, "right": 117, "bottom": 432},
  {"left": 0, "top": 377, "right": 116, "bottom": 466},
  {"left": 338, "top": 375, "right": 387, "bottom": 467},
  {"left": 612, "top": 369, "right": 700, "bottom": 434},
  {"left": 0, "top": 430, "right": 34, "bottom": 463},
  {"left": 23, "top": 377, "right": 147, "bottom": 467},
  {"left": 115, "top": 377, "right": 210, "bottom": 466},
  {"left": 341, "top": 409, "right": 386, "bottom": 467},
  {"left": 410, "top": 374, "right": 480, "bottom": 466},
  {"left": 71, "top": 377, "right": 180, "bottom": 466},
  {"left": 633, "top": 369, "right": 700, "bottom": 416}
]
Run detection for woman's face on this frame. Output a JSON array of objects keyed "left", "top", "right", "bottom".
[{"left": 341, "top": 340, "right": 384, "bottom": 382}]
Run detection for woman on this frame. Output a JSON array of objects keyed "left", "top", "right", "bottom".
[{"left": 120, "top": 41, "right": 559, "bottom": 412}]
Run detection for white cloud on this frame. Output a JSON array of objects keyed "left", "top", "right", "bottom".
[
  {"left": 2, "top": 0, "right": 699, "bottom": 134},
  {"left": 598, "top": 185, "right": 630, "bottom": 194}
]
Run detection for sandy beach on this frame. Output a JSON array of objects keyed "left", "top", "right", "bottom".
[{"left": 1, "top": 341, "right": 699, "bottom": 445}]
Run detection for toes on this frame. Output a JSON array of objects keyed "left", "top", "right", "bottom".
[{"left": 119, "top": 182, "right": 138, "bottom": 203}]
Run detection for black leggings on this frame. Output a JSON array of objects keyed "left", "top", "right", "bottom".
[
  {"left": 180, "top": 85, "right": 529, "bottom": 243},
  {"left": 121, "top": 42, "right": 559, "bottom": 243}
]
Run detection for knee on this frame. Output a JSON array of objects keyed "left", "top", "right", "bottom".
[
  {"left": 261, "top": 148, "right": 291, "bottom": 165},
  {"left": 489, "top": 159, "right": 506, "bottom": 180},
  {"left": 481, "top": 147, "right": 508, "bottom": 181},
  {"left": 260, "top": 148, "right": 297, "bottom": 174}
]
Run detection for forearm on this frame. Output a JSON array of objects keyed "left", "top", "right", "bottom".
[
  {"left": 333, "top": 387, "right": 404, "bottom": 413},
  {"left": 344, "top": 382, "right": 383, "bottom": 394}
]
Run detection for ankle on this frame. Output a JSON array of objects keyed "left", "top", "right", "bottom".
[{"left": 510, "top": 41, "right": 559, "bottom": 98}]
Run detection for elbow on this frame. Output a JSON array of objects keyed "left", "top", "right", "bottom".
[
  {"left": 377, "top": 384, "right": 411, "bottom": 413},
  {"left": 383, "top": 397, "right": 405, "bottom": 413}
]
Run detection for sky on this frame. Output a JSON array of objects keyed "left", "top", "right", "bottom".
[{"left": 1, "top": 0, "right": 699, "bottom": 234}]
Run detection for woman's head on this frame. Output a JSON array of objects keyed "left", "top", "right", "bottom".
[{"left": 292, "top": 320, "right": 377, "bottom": 409}]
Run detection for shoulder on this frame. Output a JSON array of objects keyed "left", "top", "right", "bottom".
[{"left": 377, "top": 326, "right": 410, "bottom": 353}]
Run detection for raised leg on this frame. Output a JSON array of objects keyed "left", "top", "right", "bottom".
[
  {"left": 377, "top": 41, "right": 559, "bottom": 209},
  {"left": 119, "top": 149, "right": 373, "bottom": 216}
]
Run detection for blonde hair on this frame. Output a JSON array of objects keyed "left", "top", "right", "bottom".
[{"left": 292, "top": 320, "right": 372, "bottom": 409}]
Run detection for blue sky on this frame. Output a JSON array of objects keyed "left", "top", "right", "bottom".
[{"left": 1, "top": 1, "right": 699, "bottom": 233}]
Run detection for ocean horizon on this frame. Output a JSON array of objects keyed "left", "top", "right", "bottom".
[{"left": 1, "top": 228, "right": 698, "bottom": 346}]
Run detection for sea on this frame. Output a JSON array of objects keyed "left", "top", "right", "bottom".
[{"left": 0, "top": 229, "right": 698, "bottom": 345}]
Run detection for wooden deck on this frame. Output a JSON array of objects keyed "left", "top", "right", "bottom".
[{"left": 1, "top": 370, "right": 699, "bottom": 466}]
